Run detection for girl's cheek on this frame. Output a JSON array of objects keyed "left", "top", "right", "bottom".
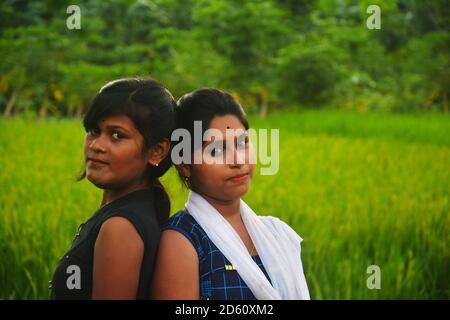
[
  {"left": 83, "top": 138, "right": 91, "bottom": 154},
  {"left": 202, "top": 165, "right": 221, "bottom": 185},
  {"left": 249, "top": 163, "right": 256, "bottom": 178},
  {"left": 247, "top": 144, "right": 256, "bottom": 165}
]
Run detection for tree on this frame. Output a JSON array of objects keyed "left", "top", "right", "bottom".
[{"left": 192, "top": 0, "right": 290, "bottom": 117}]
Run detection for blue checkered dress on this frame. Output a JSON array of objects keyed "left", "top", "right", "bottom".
[{"left": 162, "top": 210, "right": 272, "bottom": 300}]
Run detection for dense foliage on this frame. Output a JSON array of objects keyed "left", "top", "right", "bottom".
[{"left": 0, "top": 0, "right": 449, "bottom": 117}]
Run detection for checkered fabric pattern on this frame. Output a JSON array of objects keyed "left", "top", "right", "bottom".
[{"left": 162, "top": 210, "right": 272, "bottom": 300}]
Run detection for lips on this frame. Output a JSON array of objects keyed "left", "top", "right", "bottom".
[
  {"left": 229, "top": 173, "right": 250, "bottom": 183},
  {"left": 87, "top": 157, "right": 108, "bottom": 165}
]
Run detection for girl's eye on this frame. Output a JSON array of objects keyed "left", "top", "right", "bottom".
[
  {"left": 112, "top": 131, "right": 125, "bottom": 140},
  {"left": 237, "top": 137, "right": 248, "bottom": 149},
  {"left": 211, "top": 147, "right": 223, "bottom": 157}
]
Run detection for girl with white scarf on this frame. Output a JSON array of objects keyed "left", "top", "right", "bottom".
[{"left": 152, "top": 89, "right": 310, "bottom": 300}]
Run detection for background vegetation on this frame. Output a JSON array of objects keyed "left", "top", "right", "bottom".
[
  {"left": 1, "top": 111, "right": 449, "bottom": 299},
  {"left": 0, "top": 0, "right": 449, "bottom": 117},
  {"left": 0, "top": 0, "right": 449, "bottom": 299}
]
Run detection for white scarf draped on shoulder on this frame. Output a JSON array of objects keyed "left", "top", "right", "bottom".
[{"left": 185, "top": 191, "right": 310, "bottom": 300}]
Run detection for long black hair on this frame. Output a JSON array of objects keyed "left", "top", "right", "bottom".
[
  {"left": 78, "top": 78, "right": 176, "bottom": 226},
  {"left": 175, "top": 88, "right": 249, "bottom": 188}
]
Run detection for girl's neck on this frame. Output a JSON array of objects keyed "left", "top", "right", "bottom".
[
  {"left": 200, "top": 192, "right": 242, "bottom": 223},
  {"left": 101, "top": 179, "right": 150, "bottom": 208}
]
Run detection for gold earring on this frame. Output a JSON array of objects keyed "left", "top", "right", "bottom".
[{"left": 155, "top": 163, "right": 159, "bottom": 167}]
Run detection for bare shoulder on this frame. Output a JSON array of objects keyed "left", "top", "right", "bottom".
[
  {"left": 92, "top": 216, "right": 144, "bottom": 299},
  {"left": 97, "top": 216, "right": 143, "bottom": 249},
  {"left": 151, "top": 229, "right": 199, "bottom": 299},
  {"left": 160, "top": 229, "right": 196, "bottom": 252},
  {"left": 156, "top": 229, "right": 198, "bottom": 270}
]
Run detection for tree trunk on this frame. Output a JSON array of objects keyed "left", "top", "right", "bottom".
[
  {"left": 259, "top": 89, "right": 268, "bottom": 119},
  {"left": 75, "top": 103, "right": 83, "bottom": 119},
  {"left": 444, "top": 89, "right": 449, "bottom": 113},
  {"left": 3, "top": 89, "right": 17, "bottom": 117},
  {"left": 39, "top": 98, "right": 48, "bottom": 118}
]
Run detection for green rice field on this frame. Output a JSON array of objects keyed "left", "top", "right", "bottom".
[{"left": 1, "top": 110, "right": 449, "bottom": 299}]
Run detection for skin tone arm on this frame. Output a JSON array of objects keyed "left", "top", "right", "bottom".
[
  {"left": 151, "top": 230, "right": 199, "bottom": 299},
  {"left": 92, "top": 216, "right": 144, "bottom": 299}
]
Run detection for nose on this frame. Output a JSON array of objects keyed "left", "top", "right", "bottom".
[
  {"left": 235, "top": 146, "right": 246, "bottom": 165},
  {"left": 88, "top": 134, "right": 106, "bottom": 153},
  {"left": 228, "top": 144, "right": 245, "bottom": 168}
]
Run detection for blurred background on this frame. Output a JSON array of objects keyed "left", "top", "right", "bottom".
[{"left": 0, "top": 0, "right": 449, "bottom": 299}]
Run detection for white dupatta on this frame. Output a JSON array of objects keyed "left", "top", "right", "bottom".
[{"left": 185, "top": 191, "right": 310, "bottom": 300}]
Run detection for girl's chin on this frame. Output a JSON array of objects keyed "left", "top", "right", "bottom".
[
  {"left": 226, "top": 184, "right": 250, "bottom": 199},
  {"left": 86, "top": 175, "right": 112, "bottom": 189}
]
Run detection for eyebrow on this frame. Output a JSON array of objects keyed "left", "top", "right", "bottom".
[{"left": 104, "top": 125, "right": 132, "bottom": 134}]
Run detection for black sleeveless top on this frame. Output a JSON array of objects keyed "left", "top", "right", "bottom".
[{"left": 50, "top": 189, "right": 161, "bottom": 300}]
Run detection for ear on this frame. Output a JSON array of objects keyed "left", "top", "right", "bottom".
[
  {"left": 147, "top": 139, "right": 170, "bottom": 166},
  {"left": 175, "top": 164, "right": 191, "bottom": 179}
]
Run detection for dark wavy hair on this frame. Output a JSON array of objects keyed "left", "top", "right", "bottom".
[{"left": 78, "top": 78, "right": 177, "bottom": 226}]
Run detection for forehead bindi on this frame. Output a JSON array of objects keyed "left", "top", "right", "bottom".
[
  {"left": 203, "top": 115, "right": 247, "bottom": 145},
  {"left": 208, "top": 115, "right": 245, "bottom": 133}
]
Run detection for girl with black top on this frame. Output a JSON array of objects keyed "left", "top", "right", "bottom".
[{"left": 51, "top": 78, "right": 176, "bottom": 299}]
